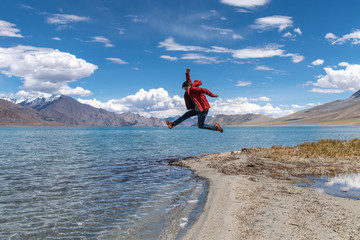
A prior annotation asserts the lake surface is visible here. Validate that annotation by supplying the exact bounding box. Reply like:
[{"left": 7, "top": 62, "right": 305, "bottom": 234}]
[{"left": 1, "top": 126, "right": 360, "bottom": 239}]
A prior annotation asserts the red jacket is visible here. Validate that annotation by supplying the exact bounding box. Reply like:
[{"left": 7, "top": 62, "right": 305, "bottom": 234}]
[{"left": 184, "top": 73, "right": 216, "bottom": 112}]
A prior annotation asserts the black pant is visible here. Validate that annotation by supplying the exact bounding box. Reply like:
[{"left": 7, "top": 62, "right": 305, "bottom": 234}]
[{"left": 173, "top": 109, "right": 217, "bottom": 130}]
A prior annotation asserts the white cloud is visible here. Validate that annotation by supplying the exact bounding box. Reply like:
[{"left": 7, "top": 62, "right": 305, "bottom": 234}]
[
  {"left": 58, "top": 86, "right": 92, "bottom": 96},
  {"left": 313, "top": 64, "right": 360, "bottom": 92},
  {"left": 158, "top": 37, "right": 304, "bottom": 63},
  {"left": 338, "top": 62, "right": 350, "bottom": 67},
  {"left": 45, "top": 14, "right": 90, "bottom": 29},
  {"left": 79, "top": 88, "right": 292, "bottom": 118},
  {"left": 283, "top": 32, "right": 295, "bottom": 38},
  {"left": 284, "top": 53, "right": 304, "bottom": 63},
  {"left": 52, "top": 37, "right": 61, "bottom": 41},
  {"left": 0, "top": 45, "right": 97, "bottom": 96},
  {"left": 0, "top": 20, "right": 24, "bottom": 38},
  {"left": 211, "top": 97, "right": 293, "bottom": 117},
  {"left": 14, "top": 90, "right": 53, "bottom": 101},
  {"left": 325, "top": 30, "right": 360, "bottom": 45},
  {"left": 220, "top": 0, "right": 271, "bottom": 9},
  {"left": 19, "top": 4, "right": 36, "bottom": 10},
  {"left": 232, "top": 34, "right": 243, "bottom": 39},
  {"left": 259, "top": 96, "right": 271, "bottom": 102},
  {"left": 291, "top": 104, "right": 305, "bottom": 109},
  {"left": 232, "top": 45, "right": 284, "bottom": 59},
  {"left": 233, "top": 46, "right": 304, "bottom": 63},
  {"left": 158, "top": 37, "right": 208, "bottom": 52},
  {"left": 201, "top": 25, "right": 233, "bottom": 35},
  {"left": 310, "top": 88, "right": 344, "bottom": 94},
  {"left": 294, "top": 28, "right": 302, "bottom": 35},
  {"left": 160, "top": 55, "right": 178, "bottom": 61},
  {"left": 255, "top": 65, "right": 274, "bottom": 71},
  {"left": 117, "top": 28, "right": 126, "bottom": 34},
  {"left": 46, "top": 14, "right": 90, "bottom": 24},
  {"left": 236, "top": 80, "right": 252, "bottom": 86},
  {"left": 236, "top": 8, "right": 251, "bottom": 13},
  {"left": 283, "top": 28, "right": 302, "bottom": 39},
  {"left": 252, "top": 15, "right": 293, "bottom": 32},
  {"left": 149, "top": 10, "right": 231, "bottom": 40},
  {"left": 325, "top": 32, "right": 337, "bottom": 40},
  {"left": 180, "top": 53, "right": 221, "bottom": 64},
  {"left": 91, "top": 36, "right": 114, "bottom": 47},
  {"left": 201, "top": 10, "right": 220, "bottom": 20},
  {"left": 78, "top": 88, "right": 184, "bottom": 118},
  {"left": 201, "top": 25, "right": 243, "bottom": 39},
  {"left": 311, "top": 59, "right": 324, "bottom": 66},
  {"left": 209, "top": 46, "right": 233, "bottom": 53},
  {"left": 126, "top": 14, "right": 146, "bottom": 23},
  {"left": 106, "top": 57, "right": 128, "bottom": 64}
]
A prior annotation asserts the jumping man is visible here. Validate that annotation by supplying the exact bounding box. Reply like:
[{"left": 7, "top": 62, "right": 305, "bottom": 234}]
[{"left": 165, "top": 68, "right": 223, "bottom": 133}]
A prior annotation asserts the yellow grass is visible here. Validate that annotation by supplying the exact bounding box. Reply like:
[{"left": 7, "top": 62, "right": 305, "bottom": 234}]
[{"left": 267, "top": 138, "right": 360, "bottom": 160}]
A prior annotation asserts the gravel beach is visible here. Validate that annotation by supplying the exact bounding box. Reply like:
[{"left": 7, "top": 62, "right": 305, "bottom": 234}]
[{"left": 170, "top": 149, "right": 360, "bottom": 240}]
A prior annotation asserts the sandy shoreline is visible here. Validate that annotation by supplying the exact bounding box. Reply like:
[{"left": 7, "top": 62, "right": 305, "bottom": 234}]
[{"left": 170, "top": 151, "right": 360, "bottom": 240}]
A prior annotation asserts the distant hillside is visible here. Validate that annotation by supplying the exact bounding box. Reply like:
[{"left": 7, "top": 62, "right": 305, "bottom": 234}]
[
  {"left": 166, "top": 116, "right": 198, "bottom": 127},
  {"left": 20, "top": 95, "right": 125, "bottom": 126},
  {"left": 19, "top": 95, "right": 166, "bottom": 127},
  {"left": 206, "top": 113, "right": 274, "bottom": 126},
  {"left": 2, "top": 90, "right": 359, "bottom": 127},
  {"left": 203, "top": 90, "right": 360, "bottom": 126},
  {"left": 0, "top": 95, "right": 167, "bottom": 127},
  {"left": 0, "top": 99, "right": 60, "bottom": 126},
  {"left": 257, "top": 89, "right": 360, "bottom": 126},
  {"left": 118, "top": 112, "right": 166, "bottom": 127}
]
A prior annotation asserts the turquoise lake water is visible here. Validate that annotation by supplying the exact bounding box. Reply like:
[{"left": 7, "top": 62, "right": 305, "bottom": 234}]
[{"left": 1, "top": 126, "right": 360, "bottom": 239}]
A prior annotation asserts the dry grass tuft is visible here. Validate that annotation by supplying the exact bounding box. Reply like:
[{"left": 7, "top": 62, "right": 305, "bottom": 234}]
[
  {"left": 298, "top": 138, "right": 360, "bottom": 158},
  {"left": 257, "top": 138, "right": 360, "bottom": 161}
]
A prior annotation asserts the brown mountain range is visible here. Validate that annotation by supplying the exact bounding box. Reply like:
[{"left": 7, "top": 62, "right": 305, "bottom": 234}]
[
  {"left": 1, "top": 95, "right": 166, "bottom": 127},
  {"left": 206, "top": 113, "right": 273, "bottom": 126},
  {"left": 1, "top": 90, "right": 359, "bottom": 127},
  {"left": 0, "top": 99, "right": 61, "bottom": 126},
  {"left": 240, "top": 90, "right": 360, "bottom": 126}
]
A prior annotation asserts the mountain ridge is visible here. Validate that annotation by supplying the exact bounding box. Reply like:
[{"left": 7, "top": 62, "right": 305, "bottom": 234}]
[
  {"left": 242, "top": 91, "right": 360, "bottom": 126},
  {"left": 1, "top": 91, "right": 360, "bottom": 126},
  {"left": 2, "top": 95, "right": 166, "bottom": 127},
  {"left": 205, "top": 113, "right": 273, "bottom": 126},
  {"left": 0, "top": 99, "right": 62, "bottom": 126}
]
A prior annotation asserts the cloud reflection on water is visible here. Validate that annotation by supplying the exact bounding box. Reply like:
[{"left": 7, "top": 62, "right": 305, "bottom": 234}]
[
  {"left": 297, "top": 173, "right": 360, "bottom": 199},
  {"left": 325, "top": 173, "right": 360, "bottom": 192}
]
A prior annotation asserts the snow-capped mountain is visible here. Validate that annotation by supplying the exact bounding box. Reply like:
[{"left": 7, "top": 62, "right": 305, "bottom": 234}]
[
  {"left": 13, "top": 95, "right": 166, "bottom": 126},
  {"left": 0, "top": 99, "right": 61, "bottom": 126},
  {"left": 18, "top": 95, "right": 61, "bottom": 111},
  {"left": 0, "top": 97, "right": 19, "bottom": 104}
]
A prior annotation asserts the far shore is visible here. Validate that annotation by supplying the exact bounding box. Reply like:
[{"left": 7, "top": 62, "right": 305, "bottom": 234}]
[{"left": 167, "top": 141, "right": 360, "bottom": 240}]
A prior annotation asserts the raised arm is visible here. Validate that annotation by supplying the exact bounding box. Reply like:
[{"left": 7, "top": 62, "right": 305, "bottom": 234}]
[{"left": 185, "top": 68, "right": 192, "bottom": 83}]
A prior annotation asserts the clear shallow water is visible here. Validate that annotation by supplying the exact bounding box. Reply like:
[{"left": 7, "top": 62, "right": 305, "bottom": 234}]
[{"left": 1, "top": 126, "right": 360, "bottom": 239}]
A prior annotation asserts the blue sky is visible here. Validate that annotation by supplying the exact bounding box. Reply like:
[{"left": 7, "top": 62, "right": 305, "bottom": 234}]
[{"left": 1, "top": 0, "right": 360, "bottom": 118}]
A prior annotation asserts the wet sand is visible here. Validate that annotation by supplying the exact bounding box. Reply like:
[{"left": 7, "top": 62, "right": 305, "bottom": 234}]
[{"left": 170, "top": 150, "right": 360, "bottom": 240}]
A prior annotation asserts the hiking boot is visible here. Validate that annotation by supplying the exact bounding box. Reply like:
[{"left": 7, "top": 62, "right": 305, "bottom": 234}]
[
  {"left": 165, "top": 119, "right": 174, "bottom": 129},
  {"left": 215, "top": 123, "right": 223, "bottom": 133}
]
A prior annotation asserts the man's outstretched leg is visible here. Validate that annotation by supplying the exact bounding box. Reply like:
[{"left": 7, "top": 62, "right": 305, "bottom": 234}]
[
  {"left": 165, "top": 109, "right": 197, "bottom": 129},
  {"left": 197, "top": 110, "right": 223, "bottom": 133}
]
